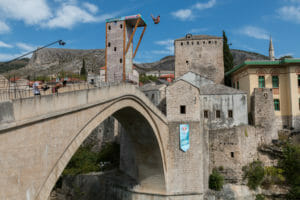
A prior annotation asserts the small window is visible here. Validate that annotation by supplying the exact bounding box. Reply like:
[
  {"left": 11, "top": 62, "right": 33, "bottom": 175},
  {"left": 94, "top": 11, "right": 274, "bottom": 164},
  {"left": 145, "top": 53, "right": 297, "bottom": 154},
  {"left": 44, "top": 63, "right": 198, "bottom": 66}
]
[
  {"left": 120, "top": 24, "right": 123, "bottom": 29},
  {"left": 114, "top": 47, "right": 117, "bottom": 51},
  {"left": 233, "top": 82, "right": 235, "bottom": 88},
  {"left": 197, "top": 41, "right": 200, "bottom": 45},
  {"left": 209, "top": 41, "right": 211, "bottom": 44},
  {"left": 298, "top": 75, "right": 300, "bottom": 87},
  {"left": 187, "top": 41, "right": 189, "bottom": 45},
  {"left": 215, "top": 41, "right": 217, "bottom": 44},
  {"left": 216, "top": 110, "right": 221, "bottom": 118},
  {"left": 181, "top": 42, "right": 183, "bottom": 46},
  {"left": 108, "top": 25, "right": 111, "bottom": 30},
  {"left": 237, "top": 81, "right": 239, "bottom": 89},
  {"left": 186, "top": 60, "right": 189, "bottom": 64},
  {"left": 192, "top": 42, "right": 194, "bottom": 45},
  {"left": 203, "top": 41, "right": 205, "bottom": 44},
  {"left": 272, "top": 76, "right": 279, "bottom": 88},
  {"left": 120, "top": 58, "right": 123, "bottom": 63},
  {"left": 151, "top": 94, "right": 154, "bottom": 100},
  {"left": 231, "top": 152, "right": 234, "bottom": 158},
  {"left": 108, "top": 42, "right": 111, "bottom": 47},
  {"left": 228, "top": 110, "right": 233, "bottom": 118},
  {"left": 204, "top": 110, "right": 209, "bottom": 118},
  {"left": 258, "top": 76, "right": 265, "bottom": 88},
  {"left": 180, "top": 105, "right": 186, "bottom": 114},
  {"left": 274, "top": 99, "right": 280, "bottom": 111}
]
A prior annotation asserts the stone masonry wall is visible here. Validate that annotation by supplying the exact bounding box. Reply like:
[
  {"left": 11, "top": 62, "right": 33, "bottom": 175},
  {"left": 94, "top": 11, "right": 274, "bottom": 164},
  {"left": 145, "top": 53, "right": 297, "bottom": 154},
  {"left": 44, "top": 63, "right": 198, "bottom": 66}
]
[
  {"left": 251, "top": 88, "right": 278, "bottom": 144},
  {"left": 175, "top": 38, "right": 224, "bottom": 84},
  {"left": 209, "top": 125, "right": 259, "bottom": 184}
]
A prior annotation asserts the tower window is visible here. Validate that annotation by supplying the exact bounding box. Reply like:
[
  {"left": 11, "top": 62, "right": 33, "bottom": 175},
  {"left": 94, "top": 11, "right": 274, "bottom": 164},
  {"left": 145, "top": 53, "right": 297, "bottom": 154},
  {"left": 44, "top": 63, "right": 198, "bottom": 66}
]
[
  {"left": 108, "top": 25, "right": 111, "bottom": 30},
  {"left": 120, "top": 58, "right": 123, "bottom": 63},
  {"left": 204, "top": 110, "right": 209, "bottom": 118},
  {"left": 272, "top": 76, "right": 279, "bottom": 88},
  {"left": 120, "top": 24, "right": 123, "bottom": 29},
  {"left": 231, "top": 152, "right": 234, "bottom": 158},
  {"left": 258, "top": 76, "right": 265, "bottom": 88},
  {"left": 114, "top": 47, "right": 117, "bottom": 51},
  {"left": 298, "top": 75, "right": 300, "bottom": 87},
  {"left": 108, "top": 42, "right": 111, "bottom": 47},
  {"left": 274, "top": 99, "right": 280, "bottom": 111},
  {"left": 203, "top": 41, "right": 206, "bottom": 44},
  {"left": 181, "top": 42, "right": 183, "bottom": 46},
  {"left": 192, "top": 42, "right": 194, "bottom": 45},
  {"left": 216, "top": 110, "right": 221, "bottom": 118},
  {"left": 215, "top": 41, "right": 217, "bottom": 44},
  {"left": 187, "top": 41, "right": 189, "bottom": 45},
  {"left": 186, "top": 60, "right": 189, "bottom": 64},
  {"left": 228, "top": 110, "right": 233, "bottom": 118},
  {"left": 151, "top": 94, "right": 155, "bottom": 100},
  {"left": 237, "top": 81, "right": 239, "bottom": 89},
  {"left": 197, "top": 41, "right": 200, "bottom": 45},
  {"left": 180, "top": 105, "right": 186, "bottom": 114},
  {"left": 209, "top": 41, "right": 211, "bottom": 44}
]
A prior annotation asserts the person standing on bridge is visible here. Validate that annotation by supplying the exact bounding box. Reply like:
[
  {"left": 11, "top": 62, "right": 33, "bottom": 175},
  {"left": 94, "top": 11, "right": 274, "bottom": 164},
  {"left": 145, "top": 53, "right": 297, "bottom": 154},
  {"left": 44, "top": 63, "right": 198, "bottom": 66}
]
[{"left": 32, "top": 81, "right": 40, "bottom": 96}]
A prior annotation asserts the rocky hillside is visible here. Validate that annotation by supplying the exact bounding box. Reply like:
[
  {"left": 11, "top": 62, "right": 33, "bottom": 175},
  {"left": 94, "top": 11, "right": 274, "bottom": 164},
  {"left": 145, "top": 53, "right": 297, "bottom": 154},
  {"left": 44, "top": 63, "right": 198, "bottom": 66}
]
[
  {"left": 0, "top": 48, "right": 268, "bottom": 76},
  {"left": 2, "top": 48, "right": 105, "bottom": 77},
  {"left": 134, "top": 49, "right": 269, "bottom": 73},
  {"left": 0, "top": 58, "right": 30, "bottom": 74}
]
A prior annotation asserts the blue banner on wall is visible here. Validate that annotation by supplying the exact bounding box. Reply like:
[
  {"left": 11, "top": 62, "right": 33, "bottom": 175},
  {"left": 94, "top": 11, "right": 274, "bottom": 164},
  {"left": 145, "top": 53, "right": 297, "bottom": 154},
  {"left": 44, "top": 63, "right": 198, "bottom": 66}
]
[{"left": 180, "top": 124, "right": 190, "bottom": 152}]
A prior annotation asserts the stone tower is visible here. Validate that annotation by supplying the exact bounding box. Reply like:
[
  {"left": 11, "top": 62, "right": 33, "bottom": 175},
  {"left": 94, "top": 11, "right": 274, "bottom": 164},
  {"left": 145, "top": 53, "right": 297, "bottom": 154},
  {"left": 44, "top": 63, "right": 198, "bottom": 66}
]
[
  {"left": 174, "top": 34, "right": 224, "bottom": 84},
  {"left": 269, "top": 36, "right": 275, "bottom": 61},
  {"left": 105, "top": 15, "right": 146, "bottom": 82}
]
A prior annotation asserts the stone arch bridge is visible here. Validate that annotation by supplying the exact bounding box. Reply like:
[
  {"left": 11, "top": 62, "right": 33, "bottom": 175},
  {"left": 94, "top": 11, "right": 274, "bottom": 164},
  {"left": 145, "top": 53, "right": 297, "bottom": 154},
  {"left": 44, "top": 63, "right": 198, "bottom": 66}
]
[{"left": 0, "top": 84, "right": 204, "bottom": 200}]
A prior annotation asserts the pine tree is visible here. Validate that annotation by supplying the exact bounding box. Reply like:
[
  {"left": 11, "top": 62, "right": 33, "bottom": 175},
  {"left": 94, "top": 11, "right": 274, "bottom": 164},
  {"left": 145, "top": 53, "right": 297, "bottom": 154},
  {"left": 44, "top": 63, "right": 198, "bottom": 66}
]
[
  {"left": 223, "top": 31, "right": 234, "bottom": 86},
  {"left": 80, "top": 58, "right": 87, "bottom": 81}
]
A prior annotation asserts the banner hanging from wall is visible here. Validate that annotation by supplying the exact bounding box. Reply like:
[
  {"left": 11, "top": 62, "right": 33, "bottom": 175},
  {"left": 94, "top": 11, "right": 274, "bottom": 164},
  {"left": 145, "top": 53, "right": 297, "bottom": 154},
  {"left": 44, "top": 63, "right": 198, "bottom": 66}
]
[{"left": 180, "top": 124, "right": 190, "bottom": 152}]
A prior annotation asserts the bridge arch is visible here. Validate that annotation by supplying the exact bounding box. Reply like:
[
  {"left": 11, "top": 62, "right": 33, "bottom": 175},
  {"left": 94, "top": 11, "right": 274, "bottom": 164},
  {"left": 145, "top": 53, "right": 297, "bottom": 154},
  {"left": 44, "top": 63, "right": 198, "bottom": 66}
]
[{"left": 35, "top": 95, "right": 168, "bottom": 200}]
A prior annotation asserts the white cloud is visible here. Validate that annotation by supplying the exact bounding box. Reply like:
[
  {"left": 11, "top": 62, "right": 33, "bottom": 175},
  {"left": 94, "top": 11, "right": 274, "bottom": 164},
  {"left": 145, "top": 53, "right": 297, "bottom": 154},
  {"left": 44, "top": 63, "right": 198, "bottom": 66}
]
[
  {"left": 277, "top": 6, "right": 300, "bottom": 23},
  {"left": 0, "top": 41, "right": 13, "bottom": 48},
  {"left": 16, "top": 43, "right": 36, "bottom": 52},
  {"left": 238, "top": 26, "right": 269, "bottom": 40},
  {"left": 171, "top": 9, "right": 193, "bottom": 21},
  {"left": 83, "top": 2, "right": 98, "bottom": 14},
  {"left": 154, "top": 39, "right": 174, "bottom": 55},
  {"left": 46, "top": 4, "right": 97, "bottom": 28},
  {"left": 0, "top": 21, "right": 10, "bottom": 34},
  {"left": 0, "top": 53, "right": 23, "bottom": 62},
  {"left": 0, "top": 0, "right": 52, "bottom": 25},
  {"left": 171, "top": 0, "right": 217, "bottom": 21},
  {"left": 195, "top": 0, "right": 216, "bottom": 10}
]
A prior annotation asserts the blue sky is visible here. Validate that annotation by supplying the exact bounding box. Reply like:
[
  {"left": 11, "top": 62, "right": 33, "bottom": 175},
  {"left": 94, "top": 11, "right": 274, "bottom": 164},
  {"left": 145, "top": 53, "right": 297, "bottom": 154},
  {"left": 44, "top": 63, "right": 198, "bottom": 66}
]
[{"left": 0, "top": 0, "right": 300, "bottom": 63}]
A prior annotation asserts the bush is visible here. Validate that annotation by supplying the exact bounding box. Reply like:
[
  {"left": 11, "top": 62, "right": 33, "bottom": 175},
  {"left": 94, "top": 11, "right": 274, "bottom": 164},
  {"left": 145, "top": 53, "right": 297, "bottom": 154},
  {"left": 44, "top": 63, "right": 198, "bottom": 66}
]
[
  {"left": 279, "top": 143, "right": 300, "bottom": 199},
  {"left": 209, "top": 169, "right": 224, "bottom": 191},
  {"left": 62, "top": 142, "right": 120, "bottom": 175},
  {"left": 243, "top": 161, "right": 265, "bottom": 190},
  {"left": 261, "top": 166, "right": 285, "bottom": 189},
  {"left": 255, "top": 194, "right": 265, "bottom": 200}
]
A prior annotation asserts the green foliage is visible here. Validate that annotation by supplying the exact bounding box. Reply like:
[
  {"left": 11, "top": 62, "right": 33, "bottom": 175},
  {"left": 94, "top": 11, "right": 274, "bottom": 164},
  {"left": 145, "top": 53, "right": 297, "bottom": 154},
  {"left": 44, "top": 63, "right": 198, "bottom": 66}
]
[
  {"left": 209, "top": 169, "right": 224, "bottom": 191},
  {"left": 223, "top": 30, "right": 234, "bottom": 86},
  {"left": 255, "top": 194, "right": 265, "bottom": 200},
  {"left": 35, "top": 76, "right": 51, "bottom": 82},
  {"left": 279, "top": 55, "right": 293, "bottom": 60},
  {"left": 279, "top": 143, "right": 300, "bottom": 199},
  {"left": 243, "top": 161, "right": 265, "bottom": 190},
  {"left": 262, "top": 166, "right": 285, "bottom": 189},
  {"left": 62, "top": 142, "right": 120, "bottom": 175},
  {"left": 139, "top": 74, "right": 158, "bottom": 84},
  {"left": 80, "top": 58, "right": 87, "bottom": 81}
]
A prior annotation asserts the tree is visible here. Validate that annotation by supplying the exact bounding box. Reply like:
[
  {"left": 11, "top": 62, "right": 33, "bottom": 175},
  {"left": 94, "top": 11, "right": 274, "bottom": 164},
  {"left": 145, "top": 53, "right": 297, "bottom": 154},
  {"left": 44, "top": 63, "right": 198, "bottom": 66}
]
[
  {"left": 80, "top": 58, "right": 87, "bottom": 81},
  {"left": 223, "top": 31, "right": 234, "bottom": 86},
  {"left": 209, "top": 169, "right": 224, "bottom": 191}
]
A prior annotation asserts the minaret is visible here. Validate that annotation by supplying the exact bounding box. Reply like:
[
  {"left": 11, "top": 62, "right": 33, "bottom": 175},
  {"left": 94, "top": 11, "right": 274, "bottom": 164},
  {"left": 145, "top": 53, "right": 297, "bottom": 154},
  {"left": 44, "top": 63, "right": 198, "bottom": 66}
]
[{"left": 269, "top": 36, "right": 275, "bottom": 61}]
